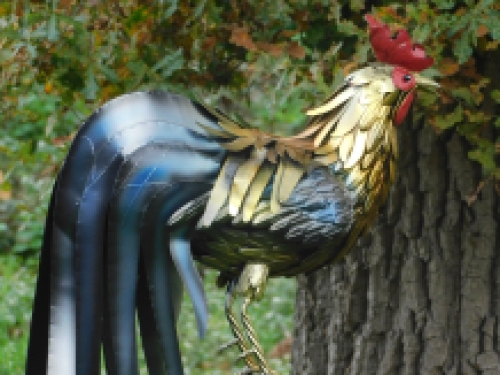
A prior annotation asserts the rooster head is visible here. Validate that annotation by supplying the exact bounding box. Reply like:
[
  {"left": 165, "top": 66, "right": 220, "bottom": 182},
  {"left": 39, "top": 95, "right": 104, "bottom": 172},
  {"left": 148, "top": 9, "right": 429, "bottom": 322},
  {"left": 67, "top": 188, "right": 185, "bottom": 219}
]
[{"left": 363, "top": 14, "right": 438, "bottom": 125}]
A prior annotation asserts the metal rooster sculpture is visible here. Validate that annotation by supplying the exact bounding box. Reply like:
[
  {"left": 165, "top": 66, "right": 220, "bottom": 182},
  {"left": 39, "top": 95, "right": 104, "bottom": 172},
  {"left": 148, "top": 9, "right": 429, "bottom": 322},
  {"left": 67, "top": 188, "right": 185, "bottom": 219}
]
[{"left": 26, "top": 15, "right": 437, "bottom": 375}]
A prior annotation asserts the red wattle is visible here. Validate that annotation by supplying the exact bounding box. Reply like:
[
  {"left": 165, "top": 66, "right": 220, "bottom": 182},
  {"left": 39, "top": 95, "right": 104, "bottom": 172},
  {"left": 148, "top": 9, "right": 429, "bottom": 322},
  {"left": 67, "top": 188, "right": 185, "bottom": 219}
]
[{"left": 395, "top": 91, "right": 415, "bottom": 125}]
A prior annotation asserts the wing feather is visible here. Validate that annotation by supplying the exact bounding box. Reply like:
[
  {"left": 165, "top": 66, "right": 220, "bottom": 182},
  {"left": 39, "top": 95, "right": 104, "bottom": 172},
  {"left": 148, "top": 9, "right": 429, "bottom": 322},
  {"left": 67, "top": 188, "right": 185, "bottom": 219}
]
[
  {"left": 242, "top": 163, "right": 275, "bottom": 222},
  {"left": 196, "top": 121, "right": 234, "bottom": 138},
  {"left": 229, "top": 148, "right": 267, "bottom": 215},
  {"left": 221, "top": 137, "right": 260, "bottom": 151},
  {"left": 199, "top": 157, "right": 245, "bottom": 227},
  {"left": 271, "top": 157, "right": 305, "bottom": 213}
]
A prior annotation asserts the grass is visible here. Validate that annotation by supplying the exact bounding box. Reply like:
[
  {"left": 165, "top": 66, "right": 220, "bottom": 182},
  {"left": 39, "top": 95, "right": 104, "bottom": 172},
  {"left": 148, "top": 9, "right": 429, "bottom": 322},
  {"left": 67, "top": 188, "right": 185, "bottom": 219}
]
[
  {"left": 0, "top": 254, "right": 37, "bottom": 375},
  {"left": 0, "top": 253, "right": 296, "bottom": 375}
]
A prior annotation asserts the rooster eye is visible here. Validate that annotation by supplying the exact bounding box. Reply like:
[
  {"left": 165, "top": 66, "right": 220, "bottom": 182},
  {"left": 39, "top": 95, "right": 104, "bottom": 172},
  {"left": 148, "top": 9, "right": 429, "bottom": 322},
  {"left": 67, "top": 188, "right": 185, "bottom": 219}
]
[{"left": 392, "top": 67, "right": 416, "bottom": 91}]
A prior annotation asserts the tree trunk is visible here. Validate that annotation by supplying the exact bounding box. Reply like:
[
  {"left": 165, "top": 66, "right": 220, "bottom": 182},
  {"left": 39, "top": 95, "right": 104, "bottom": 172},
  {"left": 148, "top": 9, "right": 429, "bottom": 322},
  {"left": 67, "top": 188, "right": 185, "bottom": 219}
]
[{"left": 291, "top": 112, "right": 499, "bottom": 374}]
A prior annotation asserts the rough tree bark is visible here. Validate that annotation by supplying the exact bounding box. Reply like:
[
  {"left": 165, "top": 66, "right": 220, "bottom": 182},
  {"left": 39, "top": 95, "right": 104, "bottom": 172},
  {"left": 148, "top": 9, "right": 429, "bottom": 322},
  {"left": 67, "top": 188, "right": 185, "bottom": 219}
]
[{"left": 291, "top": 61, "right": 499, "bottom": 374}]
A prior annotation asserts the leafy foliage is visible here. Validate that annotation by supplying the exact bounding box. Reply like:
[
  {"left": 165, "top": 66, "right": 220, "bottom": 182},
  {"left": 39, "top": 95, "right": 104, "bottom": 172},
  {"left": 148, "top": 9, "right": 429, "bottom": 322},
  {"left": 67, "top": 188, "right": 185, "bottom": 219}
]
[{"left": 0, "top": 254, "right": 38, "bottom": 374}]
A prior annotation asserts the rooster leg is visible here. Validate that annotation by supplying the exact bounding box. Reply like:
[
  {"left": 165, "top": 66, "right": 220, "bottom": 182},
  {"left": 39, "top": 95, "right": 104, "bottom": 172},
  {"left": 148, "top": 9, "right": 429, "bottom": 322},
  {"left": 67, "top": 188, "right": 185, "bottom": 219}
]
[
  {"left": 240, "top": 298, "right": 269, "bottom": 373},
  {"left": 225, "top": 281, "right": 260, "bottom": 372},
  {"left": 237, "top": 263, "right": 276, "bottom": 375}
]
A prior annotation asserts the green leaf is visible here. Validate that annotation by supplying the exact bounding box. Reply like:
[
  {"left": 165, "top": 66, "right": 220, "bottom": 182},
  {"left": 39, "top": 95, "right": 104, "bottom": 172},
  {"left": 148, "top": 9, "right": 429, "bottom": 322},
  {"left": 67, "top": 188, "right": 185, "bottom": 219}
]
[
  {"left": 83, "top": 67, "right": 98, "bottom": 101},
  {"left": 413, "top": 23, "right": 432, "bottom": 43},
  {"left": 466, "top": 110, "right": 491, "bottom": 124},
  {"left": 432, "top": 0, "right": 455, "bottom": 10},
  {"left": 47, "top": 13, "right": 59, "bottom": 42},
  {"left": 98, "top": 64, "right": 119, "bottom": 83},
  {"left": 491, "top": 90, "right": 500, "bottom": 104},
  {"left": 468, "top": 144, "right": 497, "bottom": 174},
  {"left": 434, "top": 105, "right": 463, "bottom": 130},
  {"left": 484, "top": 14, "right": 500, "bottom": 40},
  {"left": 452, "top": 88, "right": 474, "bottom": 105},
  {"left": 164, "top": 0, "right": 178, "bottom": 19},
  {"left": 454, "top": 32, "right": 473, "bottom": 64},
  {"left": 349, "top": 0, "right": 365, "bottom": 12},
  {"left": 191, "top": 0, "right": 207, "bottom": 20},
  {"left": 126, "top": 61, "right": 148, "bottom": 90},
  {"left": 151, "top": 48, "right": 185, "bottom": 77}
]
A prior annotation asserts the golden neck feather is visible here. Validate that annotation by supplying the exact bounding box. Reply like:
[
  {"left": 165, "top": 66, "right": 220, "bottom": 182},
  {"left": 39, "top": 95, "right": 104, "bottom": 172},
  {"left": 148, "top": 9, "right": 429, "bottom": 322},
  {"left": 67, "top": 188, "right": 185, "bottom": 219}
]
[{"left": 299, "top": 79, "right": 399, "bottom": 216}]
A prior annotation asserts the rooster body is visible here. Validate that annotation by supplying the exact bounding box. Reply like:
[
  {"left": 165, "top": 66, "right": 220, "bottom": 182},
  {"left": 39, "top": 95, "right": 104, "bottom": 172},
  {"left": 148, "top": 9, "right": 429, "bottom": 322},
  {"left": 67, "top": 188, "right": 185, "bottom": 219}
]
[
  {"left": 187, "top": 65, "right": 402, "bottom": 279},
  {"left": 26, "top": 16, "right": 437, "bottom": 375}
]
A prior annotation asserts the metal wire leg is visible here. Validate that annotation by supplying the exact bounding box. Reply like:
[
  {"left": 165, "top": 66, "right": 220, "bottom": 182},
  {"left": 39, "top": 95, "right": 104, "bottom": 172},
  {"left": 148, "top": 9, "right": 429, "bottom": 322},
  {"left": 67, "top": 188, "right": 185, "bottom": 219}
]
[
  {"left": 224, "top": 281, "right": 259, "bottom": 372},
  {"left": 237, "top": 263, "right": 277, "bottom": 375},
  {"left": 222, "top": 264, "right": 277, "bottom": 374},
  {"left": 241, "top": 296, "right": 276, "bottom": 375}
]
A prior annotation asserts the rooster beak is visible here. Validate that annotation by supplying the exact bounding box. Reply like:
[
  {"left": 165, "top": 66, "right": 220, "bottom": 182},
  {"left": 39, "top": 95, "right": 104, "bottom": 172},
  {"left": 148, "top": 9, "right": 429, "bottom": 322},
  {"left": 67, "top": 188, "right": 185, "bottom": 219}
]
[{"left": 415, "top": 74, "right": 440, "bottom": 88}]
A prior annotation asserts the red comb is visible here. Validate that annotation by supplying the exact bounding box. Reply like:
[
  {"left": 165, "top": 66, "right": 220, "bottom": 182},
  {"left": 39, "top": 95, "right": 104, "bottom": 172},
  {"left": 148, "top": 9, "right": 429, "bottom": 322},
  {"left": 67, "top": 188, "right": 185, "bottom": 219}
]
[{"left": 365, "top": 14, "right": 433, "bottom": 72}]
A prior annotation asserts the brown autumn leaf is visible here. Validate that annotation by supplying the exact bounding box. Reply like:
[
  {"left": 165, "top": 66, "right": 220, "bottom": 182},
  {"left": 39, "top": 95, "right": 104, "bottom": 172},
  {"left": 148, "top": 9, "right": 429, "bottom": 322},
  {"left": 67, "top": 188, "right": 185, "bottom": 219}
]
[
  {"left": 0, "top": 188, "right": 10, "bottom": 200},
  {"left": 343, "top": 61, "right": 358, "bottom": 76},
  {"left": 269, "top": 336, "right": 292, "bottom": 358},
  {"left": 459, "top": 57, "right": 482, "bottom": 80},
  {"left": 466, "top": 180, "right": 486, "bottom": 206},
  {"left": 229, "top": 26, "right": 257, "bottom": 51},
  {"left": 44, "top": 81, "right": 53, "bottom": 94},
  {"left": 41, "top": 165, "right": 58, "bottom": 177},
  {"left": 202, "top": 36, "right": 217, "bottom": 51},
  {"left": 279, "top": 30, "right": 299, "bottom": 38},
  {"left": 440, "top": 91, "right": 454, "bottom": 105},
  {"left": 477, "top": 24, "right": 489, "bottom": 37},
  {"left": 380, "top": 6, "right": 400, "bottom": 19},
  {"left": 287, "top": 41, "right": 306, "bottom": 59},
  {"left": 52, "top": 132, "right": 75, "bottom": 146},
  {"left": 256, "top": 42, "right": 284, "bottom": 57},
  {"left": 59, "top": 0, "right": 74, "bottom": 11},
  {"left": 101, "top": 85, "right": 120, "bottom": 102},
  {"left": 439, "top": 58, "right": 460, "bottom": 76},
  {"left": 470, "top": 81, "right": 488, "bottom": 104},
  {"left": 117, "top": 66, "right": 130, "bottom": 79}
]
